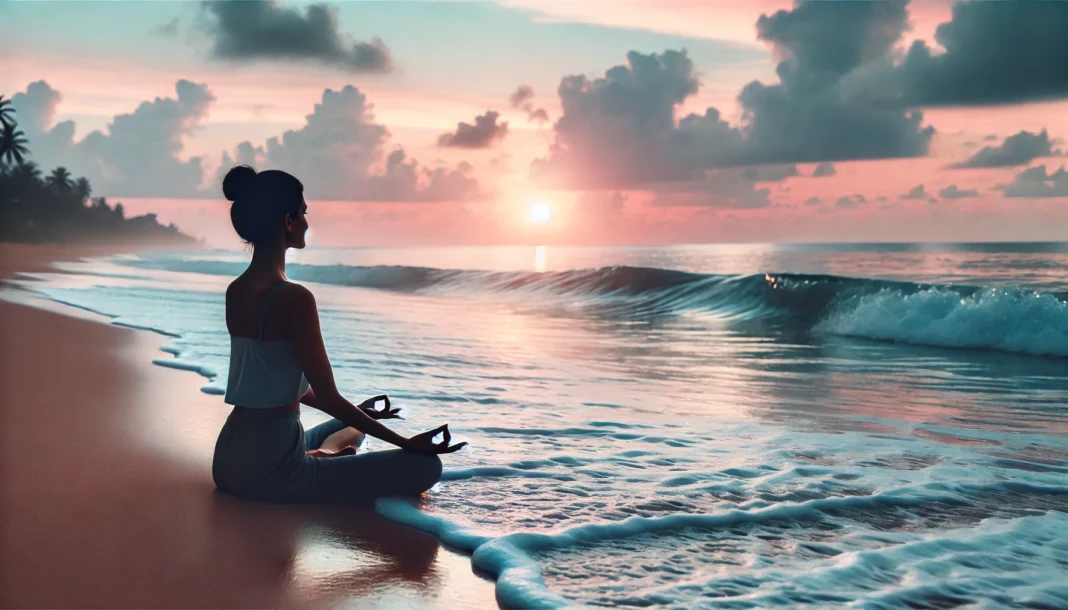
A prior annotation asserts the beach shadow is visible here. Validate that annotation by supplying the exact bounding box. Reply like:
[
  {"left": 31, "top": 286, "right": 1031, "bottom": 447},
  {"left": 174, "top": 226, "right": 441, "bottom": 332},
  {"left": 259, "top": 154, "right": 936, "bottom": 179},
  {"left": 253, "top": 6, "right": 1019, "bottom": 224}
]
[{"left": 205, "top": 490, "right": 443, "bottom": 607}]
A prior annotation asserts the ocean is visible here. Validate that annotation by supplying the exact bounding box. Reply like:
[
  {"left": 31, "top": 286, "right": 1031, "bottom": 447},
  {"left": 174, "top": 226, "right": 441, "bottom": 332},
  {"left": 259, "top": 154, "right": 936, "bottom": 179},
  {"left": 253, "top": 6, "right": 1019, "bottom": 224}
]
[{"left": 16, "top": 242, "right": 1068, "bottom": 609}]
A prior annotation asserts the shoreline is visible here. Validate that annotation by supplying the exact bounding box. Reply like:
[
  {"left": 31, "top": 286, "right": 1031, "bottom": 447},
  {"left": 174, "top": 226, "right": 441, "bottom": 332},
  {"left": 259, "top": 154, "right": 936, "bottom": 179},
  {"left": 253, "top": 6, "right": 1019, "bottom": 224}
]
[{"left": 0, "top": 243, "right": 498, "bottom": 609}]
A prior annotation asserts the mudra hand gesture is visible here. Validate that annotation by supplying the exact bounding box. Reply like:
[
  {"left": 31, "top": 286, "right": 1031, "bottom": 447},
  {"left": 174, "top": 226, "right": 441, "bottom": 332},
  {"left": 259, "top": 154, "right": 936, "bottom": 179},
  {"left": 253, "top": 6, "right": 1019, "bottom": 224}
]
[
  {"left": 359, "top": 394, "right": 467, "bottom": 454},
  {"left": 359, "top": 394, "right": 402, "bottom": 420},
  {"left": 406, "top": 424, "right": 467, "bottom": 454}
]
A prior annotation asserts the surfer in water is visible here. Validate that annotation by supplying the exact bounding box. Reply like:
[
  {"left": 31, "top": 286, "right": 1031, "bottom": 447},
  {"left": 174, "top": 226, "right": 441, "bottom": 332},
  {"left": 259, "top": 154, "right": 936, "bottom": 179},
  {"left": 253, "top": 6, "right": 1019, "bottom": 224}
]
[{"left": 212, "top": 165, "right": 466, "bottom": 504}]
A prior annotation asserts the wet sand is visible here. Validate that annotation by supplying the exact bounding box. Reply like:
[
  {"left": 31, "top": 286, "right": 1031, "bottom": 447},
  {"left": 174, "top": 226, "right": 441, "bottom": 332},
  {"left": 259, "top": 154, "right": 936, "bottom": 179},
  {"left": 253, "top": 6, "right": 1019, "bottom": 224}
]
[{"left": 0, "top": 243, "right": 498, "bottom": 609}]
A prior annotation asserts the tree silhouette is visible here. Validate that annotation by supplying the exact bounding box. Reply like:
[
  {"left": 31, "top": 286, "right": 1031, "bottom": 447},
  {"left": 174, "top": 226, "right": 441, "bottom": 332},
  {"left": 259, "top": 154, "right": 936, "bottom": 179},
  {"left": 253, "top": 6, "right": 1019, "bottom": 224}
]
[
  {"left": 1, "top": 123, "right": 30, "bottom": 166},
  {"left": 0, "top": 91, "right": 196, "bottom": 247},
  {"left": 46, "top": 166, "right": 73, "bottom": 191},
  {"left": 11, "top": 161, "right": 41, "bottom": 184},
  {"left": 75, "top": 177, "right": 92, "bottom": 203},
  {"left": 0, "top": 96, "right": 15, "bottom": 128}
]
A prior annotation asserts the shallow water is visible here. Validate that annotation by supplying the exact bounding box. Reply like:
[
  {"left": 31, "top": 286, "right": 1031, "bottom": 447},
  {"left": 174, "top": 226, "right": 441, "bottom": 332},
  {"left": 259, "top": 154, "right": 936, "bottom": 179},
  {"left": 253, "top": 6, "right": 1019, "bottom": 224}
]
[{"left": 17, "top": 243, "right": 1068, "bottom": 609}]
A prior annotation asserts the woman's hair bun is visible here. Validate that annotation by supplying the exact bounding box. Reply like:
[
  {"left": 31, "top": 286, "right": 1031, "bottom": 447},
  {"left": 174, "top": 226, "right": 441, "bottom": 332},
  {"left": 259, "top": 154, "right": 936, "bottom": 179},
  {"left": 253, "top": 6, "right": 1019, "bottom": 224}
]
[{"left": 222, "top": 165, "right": 257, "bottom": 202}]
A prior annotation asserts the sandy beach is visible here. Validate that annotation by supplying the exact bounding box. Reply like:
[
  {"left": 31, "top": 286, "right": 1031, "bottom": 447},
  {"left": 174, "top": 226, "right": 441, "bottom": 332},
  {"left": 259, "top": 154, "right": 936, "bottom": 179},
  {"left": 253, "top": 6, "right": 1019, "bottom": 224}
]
[{"left": 0, "top": 243, "right": 498, "bottom": 609}]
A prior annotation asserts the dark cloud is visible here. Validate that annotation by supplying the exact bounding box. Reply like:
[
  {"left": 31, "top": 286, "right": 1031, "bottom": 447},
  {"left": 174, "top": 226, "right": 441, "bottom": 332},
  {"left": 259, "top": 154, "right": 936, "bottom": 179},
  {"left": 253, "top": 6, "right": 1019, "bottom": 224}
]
[
  {"left": 835, "top": 194, "right": 866, "bottom": 209},
  {"left": 938, "top": 184, "right": 979, "bottom": 200},
  {"left": 742, "top": 164, "right": 798, "bottom": 182},
  {"left": 650, "top": 170, "right": 772, "bottom": 209},
  {"left": 950, "top": 129, "right": 1059, "bottom": 169},
  {"left": 812, "top": 162, "right": 836, "bottom": 177},
  {"left": 12, "top": 80, "right": 213, "bottom": 198},
  {"left": 202, "top": 1, "right": 392, "bottom": 73},
  {"left": 438, "top": 111, "right": 508, "bottom": 149},
  {"left": 803, "top": 196, "right": 822, "bottom": 206},
  {"left": 221, "top": 85, "right": 481, "bottom": 202},
  {"left": 528, "top": 108, "right": 550, "bottom": 123},
  {"left": 509, "top": 85, "right": 549, "bottom": 124},
  {"left": 756, "top": 0, "right": 909, "bottom": 82},
  {"left": 732, "top": 0, "right": 932, "bottom": 165},
  {"left": 532, "top": 3, "right": 934, "bottom": 190},
  {"left": 1002, "top": 165, "right": 1068, "bottom": 198},
  {"left": 509, "top": 85, "right": 534, "bottom": 108},
  {"left": 531, "top": 50, "right": 700, "bottom": 189},
  {"left": 898, "top": 184, "right": 928, "bottom": 200},
  {"left": 897, "top": 1, "right": 1068, "bottom": 106}
]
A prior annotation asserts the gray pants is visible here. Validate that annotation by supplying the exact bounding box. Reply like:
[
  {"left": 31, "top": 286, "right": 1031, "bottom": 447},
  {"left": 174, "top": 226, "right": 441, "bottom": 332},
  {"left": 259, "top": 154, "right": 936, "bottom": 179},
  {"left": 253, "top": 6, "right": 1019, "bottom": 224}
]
[{"left": 212, "top": 408, "right": 442, "bottom": 504}]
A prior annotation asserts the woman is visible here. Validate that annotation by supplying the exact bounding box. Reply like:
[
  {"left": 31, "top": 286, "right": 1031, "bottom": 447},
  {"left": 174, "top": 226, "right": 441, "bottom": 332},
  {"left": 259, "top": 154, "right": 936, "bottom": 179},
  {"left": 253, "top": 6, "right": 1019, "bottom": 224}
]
[{"left": 212, "top": 165, "right": 465, "bottom": 504}]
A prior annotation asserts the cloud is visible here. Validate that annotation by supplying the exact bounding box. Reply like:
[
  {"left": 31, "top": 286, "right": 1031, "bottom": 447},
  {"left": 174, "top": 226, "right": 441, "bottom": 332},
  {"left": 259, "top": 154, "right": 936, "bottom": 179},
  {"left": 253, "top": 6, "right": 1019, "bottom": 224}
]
[
  {"left": 950, "top": 130, "right": 1059, "bottom": 169},
  {"left": 650, "top": 170, "right": 772, "bottom": 209},
  {"left": 812, "top": 162, "right": 836, "bottom": 177},
  {"left": 898, "top": 184, "right": 928, "bottom": 200},
  {"left": 437, "top": 111, "right": 508, "bottom": 149},
  {"left": 1002, "top": 165, "right": 1068, "bottom": 198},
  {"left": 937, "top": 184, "right": 979, "bottom": 200},
  {"left": 896, "top": 1, "right": 1068, "bottom": 106},
  {"left": 803, "top": 196, "right": 822, "bottom": 206},
  {"left": 12, "top": 79, "right": 213, "bottom": 198},
  {"left": 202, "top": 1, "right": 392, "bottom": 73},
  {"left": 509, "top": 85, "right": 549, "bottom": 124},
  {"left": 742, "top": 164, "right": 798, "bottom": 182},
  {"left": 11, "top": 80, "right": 64, "bottom": 134},
  {"left": 532, "top": 4, "right": 934, "bottom": 190},
  {"left": 509, "top": 85, "right": 534, "bottom": 108},
  {"left": 152, "top": 17, "right": 180, "bottom": 37},
  {"left": 221, "top": 85, "right": 481, "bottom": 202},
  {"left": 835, "top": 194, "right": 866, "bottom": 209}
]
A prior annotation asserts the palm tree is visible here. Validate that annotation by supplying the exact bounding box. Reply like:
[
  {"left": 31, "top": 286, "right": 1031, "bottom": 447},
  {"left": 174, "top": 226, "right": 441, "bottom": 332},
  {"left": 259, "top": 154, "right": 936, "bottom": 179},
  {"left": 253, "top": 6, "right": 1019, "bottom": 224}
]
[
  {"left": 0, "top": 96, "right": 15, "bottom": 128},
  {"left": 46, "top": 166, "right": 73, "bottom": 191},
  {"left": 1, "top": 123, "right": 29, "bottom": 166},
  {"left": 75, "top": 177, "right": 92, "bottom": 203},
  {"left": 12, "top": 161, "right": 41, "bottom": 184}
]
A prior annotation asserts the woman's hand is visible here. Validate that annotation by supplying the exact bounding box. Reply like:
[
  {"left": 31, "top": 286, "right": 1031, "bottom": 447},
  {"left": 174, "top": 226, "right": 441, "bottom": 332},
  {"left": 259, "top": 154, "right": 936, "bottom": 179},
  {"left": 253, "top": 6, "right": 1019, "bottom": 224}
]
[
  {"left": 406, "top": 424, "right": 468, "bottom": 454},
  {"left": 359, "top": 394, "right": 402, "bottom": 420}
]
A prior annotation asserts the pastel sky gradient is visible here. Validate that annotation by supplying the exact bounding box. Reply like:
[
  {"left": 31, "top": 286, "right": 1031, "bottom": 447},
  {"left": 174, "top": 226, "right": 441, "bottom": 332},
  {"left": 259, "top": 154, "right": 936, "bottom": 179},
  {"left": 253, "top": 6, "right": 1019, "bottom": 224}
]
[{"left": 3, "top": 0, "right": 1067, "bottom": 247}]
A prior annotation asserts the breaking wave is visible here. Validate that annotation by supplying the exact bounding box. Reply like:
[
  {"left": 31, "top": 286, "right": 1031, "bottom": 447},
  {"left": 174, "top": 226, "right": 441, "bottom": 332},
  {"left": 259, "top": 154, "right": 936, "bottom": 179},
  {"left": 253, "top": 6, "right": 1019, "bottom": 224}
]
[{"left": 119, "top": 257, "right": 1068, "bottom": 357}]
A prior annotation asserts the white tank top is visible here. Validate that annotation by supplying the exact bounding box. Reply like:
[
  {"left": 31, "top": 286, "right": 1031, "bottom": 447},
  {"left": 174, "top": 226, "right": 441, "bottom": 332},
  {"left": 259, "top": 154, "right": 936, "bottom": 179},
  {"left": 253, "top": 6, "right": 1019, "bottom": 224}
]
[{"left": 223, "top": 280, "right": 310, "bottom": 408}]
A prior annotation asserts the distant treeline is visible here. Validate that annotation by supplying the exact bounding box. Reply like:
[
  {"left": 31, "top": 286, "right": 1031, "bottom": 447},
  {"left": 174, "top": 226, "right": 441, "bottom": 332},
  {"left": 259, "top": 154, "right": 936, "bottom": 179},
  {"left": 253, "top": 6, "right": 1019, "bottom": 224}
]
[{"left": 0, "top": 95, "right": 197, "bottom": 246}]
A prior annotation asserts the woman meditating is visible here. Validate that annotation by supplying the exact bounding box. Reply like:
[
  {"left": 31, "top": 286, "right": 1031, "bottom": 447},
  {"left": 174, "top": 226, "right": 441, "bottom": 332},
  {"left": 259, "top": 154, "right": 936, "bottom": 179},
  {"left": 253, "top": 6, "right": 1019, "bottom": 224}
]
[{"left": 212, "top": 165, "right": 465, "bottom": 504}]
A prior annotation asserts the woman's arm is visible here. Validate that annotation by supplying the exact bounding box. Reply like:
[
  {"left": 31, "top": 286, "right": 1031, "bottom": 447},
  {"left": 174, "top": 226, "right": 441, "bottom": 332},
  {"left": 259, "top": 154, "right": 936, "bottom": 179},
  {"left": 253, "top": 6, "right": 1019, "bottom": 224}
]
[
  {"left": 301, "top": 387, "right": 400, "bottom": 420},
  {"left": 287, "top": 285, "right": 414, "bottom": 449}
]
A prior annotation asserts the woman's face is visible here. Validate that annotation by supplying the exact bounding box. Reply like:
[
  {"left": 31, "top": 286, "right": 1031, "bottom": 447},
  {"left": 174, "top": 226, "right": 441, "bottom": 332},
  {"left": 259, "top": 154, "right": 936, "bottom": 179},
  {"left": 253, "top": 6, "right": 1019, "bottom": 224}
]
[{"left": 285, "top": 200, "right": 309, "bottom": 249}]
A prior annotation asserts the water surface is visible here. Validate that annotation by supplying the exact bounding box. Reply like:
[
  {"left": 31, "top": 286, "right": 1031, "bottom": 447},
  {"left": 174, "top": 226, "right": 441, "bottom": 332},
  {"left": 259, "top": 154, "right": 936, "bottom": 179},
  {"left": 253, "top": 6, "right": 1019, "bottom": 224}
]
[{"left": 19, "top": 242, "right": 1068, "bottom": 609}]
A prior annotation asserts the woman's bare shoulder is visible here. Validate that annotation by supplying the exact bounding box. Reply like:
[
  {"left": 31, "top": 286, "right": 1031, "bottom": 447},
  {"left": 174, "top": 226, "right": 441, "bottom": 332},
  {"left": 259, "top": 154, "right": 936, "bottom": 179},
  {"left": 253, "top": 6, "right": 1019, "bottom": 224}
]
[{"left": 279, "top": 281, "right": 316, "bottom": 311}]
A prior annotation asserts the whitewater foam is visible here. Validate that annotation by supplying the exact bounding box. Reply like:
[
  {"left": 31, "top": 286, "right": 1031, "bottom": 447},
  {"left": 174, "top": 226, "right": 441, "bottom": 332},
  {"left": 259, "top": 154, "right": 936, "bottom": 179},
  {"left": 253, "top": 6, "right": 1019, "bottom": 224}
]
[{"left": 817, "top": 285, "right": 1068, "bottom": 357}]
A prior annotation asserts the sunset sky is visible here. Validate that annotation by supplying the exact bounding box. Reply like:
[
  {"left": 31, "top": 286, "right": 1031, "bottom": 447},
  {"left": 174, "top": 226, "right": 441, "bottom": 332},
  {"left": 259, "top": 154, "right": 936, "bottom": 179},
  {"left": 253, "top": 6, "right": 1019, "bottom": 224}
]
[{"left": 3, "top": 0, "right": 1068, "bottom": 247}]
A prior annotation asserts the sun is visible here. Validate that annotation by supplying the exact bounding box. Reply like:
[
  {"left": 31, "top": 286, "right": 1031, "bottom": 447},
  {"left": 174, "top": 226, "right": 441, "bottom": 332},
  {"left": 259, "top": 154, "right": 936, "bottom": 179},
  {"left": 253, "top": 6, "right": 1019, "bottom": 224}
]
[{"left": 529, "top": 202, "right": 552, "bottom": 224}]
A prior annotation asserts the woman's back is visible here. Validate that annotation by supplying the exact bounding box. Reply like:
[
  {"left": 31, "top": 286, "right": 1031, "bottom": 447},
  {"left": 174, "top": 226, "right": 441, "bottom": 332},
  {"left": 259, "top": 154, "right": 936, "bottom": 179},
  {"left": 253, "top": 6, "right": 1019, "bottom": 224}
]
[
  {"left": 226, "top": 275, "right": 292, "bottom": 341},
  {"left": 224, "top": 276, "right": 309, "bottom": 409}
]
